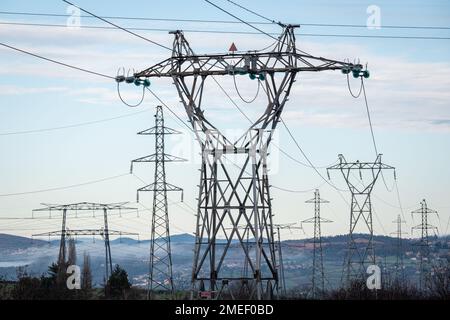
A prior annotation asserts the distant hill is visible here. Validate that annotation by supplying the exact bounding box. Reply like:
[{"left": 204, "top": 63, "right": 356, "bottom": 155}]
[
  {"left": 110, "top": 237, "right": 140, "bottom": 245},
  {"left": 169, "top": 233, "right": 195, "bottom": 243},
  {"left": 127, "top": 233, "right": 196, "bottom": 244},
  {"left": 0, "top": 233, "right": 47, "bottom": 250},
  {"left": 0, "top": 232, "right": 448, "bottom": 287}
]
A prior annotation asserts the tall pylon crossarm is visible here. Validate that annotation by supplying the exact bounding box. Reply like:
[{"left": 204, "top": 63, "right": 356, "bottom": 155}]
[{"left": 135, "top": 28, "right": 365, "bottom": 79}]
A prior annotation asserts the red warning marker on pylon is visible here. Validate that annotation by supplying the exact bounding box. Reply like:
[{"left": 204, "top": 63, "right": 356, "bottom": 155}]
[{"left": 229, "top": 42, "right": 237, "bottom": 53}]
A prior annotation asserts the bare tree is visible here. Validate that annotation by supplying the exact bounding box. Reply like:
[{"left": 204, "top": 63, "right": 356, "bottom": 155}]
[
  {"left": 67, "top": 238, "right": 77, "bottom": 266},
  {"left": 428, "top": 258, "right": 450, "bottom": 299}
]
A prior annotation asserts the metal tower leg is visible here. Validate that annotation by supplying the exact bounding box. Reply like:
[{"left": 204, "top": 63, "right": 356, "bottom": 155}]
[{"left": 103, "top": 207, "right": 113, "bottom": 280}]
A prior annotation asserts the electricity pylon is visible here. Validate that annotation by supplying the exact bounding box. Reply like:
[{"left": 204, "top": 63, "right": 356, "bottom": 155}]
[
  {"left": 131, "top": 105, "right": 186, "bottom": 299},
  {"left": 129, "top": 24, "right": 365, "bottom": 300},
  {"left": 411, "top": 199, "right": 438, "bottom": 291},
  {"left": 301, "top": 189, "right": 332, "bottom": 299},
  {"left": 327, "top": 154, "right": 395, "bottom": 285},
  {"left": 32, "top": 202, "right": 137, "bottom": 283},
  {"left": 390, "top": 214, "right": 407, "bottom": 283},
  {"left": 272, "top": 223, "right": 303, "bottom": 297}
]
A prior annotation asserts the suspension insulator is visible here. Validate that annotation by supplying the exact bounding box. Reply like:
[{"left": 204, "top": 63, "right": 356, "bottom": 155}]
[
  {"left": 125, "top": 76, "right": 135, "bottom": 84},
  {"left": 341, "top": 67, "right": 351, "bottom": 75},
  {"left": 258, "top": 73, "right": 265, "bottom": 81},
  {"left": 134, "top": 78, "right": 141, "bottom": 86},
  {"left": 363, "top": 70, "right": 370, "bottom": 78},
  {"left": 143, "top": 79, "right": 151, "bottom": 87},
  {"left": 352, "top": 69, "right": 361, "bottom": 78},
  {"left": 249, "top": 73, "right": 257, "bottom": 80},
  {"left": 115, "top": 75, "right": 125, "bottom": 83}
]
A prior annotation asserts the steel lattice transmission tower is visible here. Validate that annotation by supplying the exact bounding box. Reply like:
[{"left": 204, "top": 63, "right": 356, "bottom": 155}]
[
  {"left": 131, "top": 105, "right": 186, "bottom": 299},
  {"left": 130, "top": 25, "right": 364, "bottom": 300},
  {"left": 390, "top": 214, "right": 407, "bottom": 283},
  {"left": 301, "top": 189, "right": 332, "bottom": 299},
  {"left": 272, "top": 223, "right": 303, "bottom": 297},
  {"left": 327, "top": 154, "right": 395, "bottom": 285},
  {"left": 411, "top": 199, "right": 438, "bottom": 291},
  {"left": 32, "top": 202, "right": 137, "bottom": 284}
]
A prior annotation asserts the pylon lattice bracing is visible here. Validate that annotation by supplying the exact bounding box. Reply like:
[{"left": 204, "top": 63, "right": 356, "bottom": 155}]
[
  {"left": 32, "top": 202, "right": 137, "bottom": 284},
  {"left": 131, "top": 106, "right": 186, "bottom": 299},
  {"left": 411, "top": 199, "right": 438, "bottom": 291},
  {"left": 327, "top": 154, "right": 395, "bottom": 286},
  {"left": 390, "top": 214, "right": 407, "bottom": 283},
  {"left": 302, "top": 189, "right": 332, "bottom": 298}
]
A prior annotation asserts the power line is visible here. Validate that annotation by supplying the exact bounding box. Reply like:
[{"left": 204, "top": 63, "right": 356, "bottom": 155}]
[
  {"left": 301, "top": 34, "right": 450, "bottom": 40},
  {"left": 346, "top": 73, "right": 392, "bottom": 236},
  {"left": 132, "top": 173, "right": 195, "bottom": 218},
  {"left": 361, "top": 79, "right": 378, "bottom": 155},
  {"left": 280, "top": 117, "right": 347, "bottom": 194},
  {"left": 212, "top": 73, "right": 337, "bottom": 170},
  {"left": 205, "top": 0, "right": 315, "bottom": 56},
  {"left": 227, "top": 80, "right": 349, "bottom": 205},
  {"left": 217, "top": 71, "right": 338, "bottom": 179},
  {"left": 62, "top": 0, "right": 172, "bottom": 51},
  {"left": 0, "top": 173, "right": 129, "bottom": 197},
  {"left": 131, "top": 175, "right": 194, "bottom": 234},
  {"left": 0, "top": 41, "right": 114, "bottom": 79},
  {"left": 395, "top": 180, "right": 407, "bottom": 223},
  {"left": 146, "top": 88, "right": 193, "bottom": 133},
  {"left": 0, "top": 207, "right": 144, "bottom": 221},
  {"left": 372, "top": 206, "right": 388, "bottom": 235},
  {"left": 0, "top": 24, "right": 181, "bottom": 139},
  {"left": 276, "top": 117, "right": 350, "bottom": 230},
  {"left": 2, "top": 10, "right": 449, "bottom": 30},
  {"left": 358, "top": 77, "right": 400, "bottom": 235},
  {"left": 0, "top": 109, "right": 150, "bottom": 136},
  {"left": 271, "top": 183, "right": 326, "bottom": 194},
  {"left": 63, "top": 1, "right": 195, "bottom": 133},
  {"left": 372, "top": 191, "right": 415, "bottom": 211},
  {"left": 225, "top": 0, "right": 280, "bottom": 25},
  {"left": 276, "top": 144, "right": 338, "bottom": 169},
  {"left": 204, "top": 0, "right": 282, "bottom": 43},
  {"left": 3, "top": 21, "right": 450, "bottom": 40}
]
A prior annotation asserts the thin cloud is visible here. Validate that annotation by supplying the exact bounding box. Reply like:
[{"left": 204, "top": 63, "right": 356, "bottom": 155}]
[{"left": 1, "top": 22, "right": 449, "bottom": 132}]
